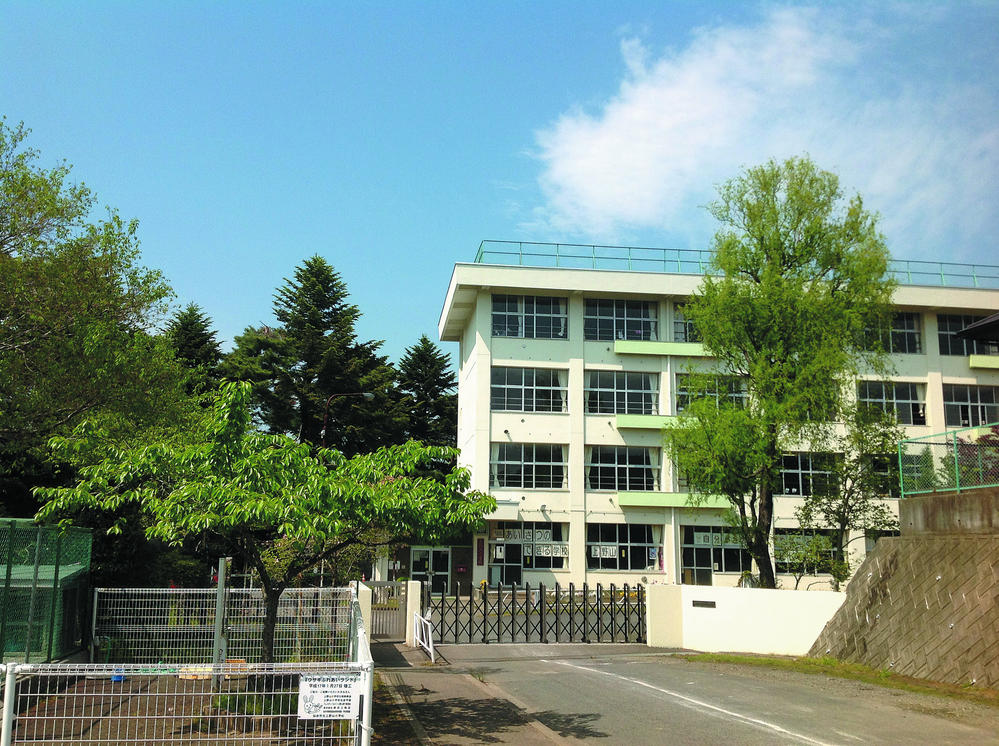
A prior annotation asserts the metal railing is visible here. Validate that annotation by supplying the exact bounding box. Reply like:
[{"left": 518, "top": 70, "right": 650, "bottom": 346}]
[
  {"left": 898, "top": 422, "right": 999, "bottom": 498},
  {"left": 474, "top": 240, "right": 999, "bottom": 288},
  {"left": 93, "top": 587, "right": 354, "bottom": 664},
  {"left": 413, "top": 611, "right": 436, "bottom": 663},
  {"left": 0, "top": 591, "right": 374, "bottom": 746}
]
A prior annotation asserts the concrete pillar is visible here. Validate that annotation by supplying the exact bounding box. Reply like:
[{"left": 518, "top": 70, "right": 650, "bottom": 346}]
[
  {"left": 405, "top": 580, "right": 422, "bottom": 647},
  {"left": 356, "top": 582, "right": 373, "bottom": 636},
  {"left": 646, "top": 583, "right": 684, "bottom": 648}
]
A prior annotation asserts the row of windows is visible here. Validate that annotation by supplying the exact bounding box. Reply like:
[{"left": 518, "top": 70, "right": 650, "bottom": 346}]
[
  {"left": 491, "top": 367, "right": 998, "bottom": 429},
  {"left": 489, "top": 444, "right": 905, "bottom": 496},
  {"left": 492, "top": 296, "right": 999, "bottom": 358}
]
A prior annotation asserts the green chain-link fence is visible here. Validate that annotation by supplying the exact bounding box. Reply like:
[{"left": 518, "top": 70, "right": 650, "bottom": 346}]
[
  {"left": 899, "top": 422, "right": 999, "bottom": 497},
  {"left": 0, "top": 520, "right": 92, "bottom": 663}
]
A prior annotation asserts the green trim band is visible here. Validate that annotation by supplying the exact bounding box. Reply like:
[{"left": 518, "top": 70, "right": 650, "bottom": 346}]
[
  {"left": 617, "top": 492, "right": 729, "bottom": 508},
  {"left": 613, "top": 341, "right": 708, "bottom": 357}
]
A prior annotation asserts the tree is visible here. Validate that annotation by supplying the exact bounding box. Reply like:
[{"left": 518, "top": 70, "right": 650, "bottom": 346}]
[
  {"left": 224, "top": 256, "right": 406, "bottom": 454},
  {"left": 772, "top": 531, "right": 846, "bottom": 590},
  {"left": 664, "top": 156, "right": 895, "bottom": 588},
  {"left": 795, "top": 406, "right": 901, "bottom": 588},
  {"left": 0, "top": 119, "right": 191, "bottom": 515},
  {"left": 36, "top": 381, "right": 494, "bottom": 662},
  {"left": 166, "top": 303, "right": 223, "bottom": 395},
  {"left": 397, "top": 335, "right": 457, "bottom": 446}
]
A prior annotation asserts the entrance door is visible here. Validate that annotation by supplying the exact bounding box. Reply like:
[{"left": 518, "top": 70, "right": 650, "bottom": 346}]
[{"left": 411, "top": 546, "right": 451, "bottom": 595}]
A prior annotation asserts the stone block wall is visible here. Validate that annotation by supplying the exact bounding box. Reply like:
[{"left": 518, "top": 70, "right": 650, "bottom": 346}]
[{"left": 809, "top": 534, "right": 999, "bottom": 687}]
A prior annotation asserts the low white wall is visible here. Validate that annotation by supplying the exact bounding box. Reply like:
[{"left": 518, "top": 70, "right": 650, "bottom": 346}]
[{"left": 647, "top": 584, "right": 845, "bottom": 656}]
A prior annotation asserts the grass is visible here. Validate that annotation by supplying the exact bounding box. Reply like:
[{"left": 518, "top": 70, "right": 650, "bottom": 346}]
[{"left": 680, "top": 653, "right": 999, "bottom": 709}]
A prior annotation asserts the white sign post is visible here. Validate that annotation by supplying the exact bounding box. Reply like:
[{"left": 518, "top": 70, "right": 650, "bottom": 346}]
[{"left": 298, "top": 673, "right": 363, "bottom": 720}]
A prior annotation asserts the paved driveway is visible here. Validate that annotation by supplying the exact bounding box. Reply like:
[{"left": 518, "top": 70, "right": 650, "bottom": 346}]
[{"left": 379, "top": 644, "right": 999, "bottom": 744}]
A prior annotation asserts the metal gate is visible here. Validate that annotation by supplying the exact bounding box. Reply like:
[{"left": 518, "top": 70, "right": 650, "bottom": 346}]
[
  {"left": 367, "top": 581, "right": 406, "bottom": 640},
  {"left": 424, "top": 582, "right": 645, "bottom": 644}
]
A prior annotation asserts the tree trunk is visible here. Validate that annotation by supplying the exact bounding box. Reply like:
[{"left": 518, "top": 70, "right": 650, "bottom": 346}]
[{"left": 261, "top": 585, "right": 283, "bottom": 664}]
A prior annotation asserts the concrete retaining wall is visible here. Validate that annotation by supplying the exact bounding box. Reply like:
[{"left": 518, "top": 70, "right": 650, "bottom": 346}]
[
  {"left": 647, "top": 584, "right": 845, "bottom": 656},
  {"left": 900, "top": 488, "right": 999, "bottom": 535}
]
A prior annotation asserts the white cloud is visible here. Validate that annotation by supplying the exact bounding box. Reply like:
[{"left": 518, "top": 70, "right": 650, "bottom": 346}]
[{"left": 528, "top": 6, "right": 999, "bottom": 263}]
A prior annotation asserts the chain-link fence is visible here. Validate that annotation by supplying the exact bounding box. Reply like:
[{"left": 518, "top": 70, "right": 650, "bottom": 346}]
[
  {"left": 0, "top": 521, "right": 92, "bottom": 664},
  {"left": 899, "top": 422, "right": 999, "bottom": 497},
  {"left": 93, "top": 587, "right": 353, "bottom": 664},
  {"left": 1, "top": 593, "right": 374, "bottom": 745}
]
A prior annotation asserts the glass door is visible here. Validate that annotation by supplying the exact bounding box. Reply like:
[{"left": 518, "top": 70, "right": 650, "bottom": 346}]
[{"left": 410, "top": 546, "right": 451, "bottom": 594}]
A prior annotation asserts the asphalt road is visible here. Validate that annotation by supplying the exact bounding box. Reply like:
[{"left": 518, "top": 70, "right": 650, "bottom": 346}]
[{"left": 384, "top": 644, "right": 999, "bottom": 744}]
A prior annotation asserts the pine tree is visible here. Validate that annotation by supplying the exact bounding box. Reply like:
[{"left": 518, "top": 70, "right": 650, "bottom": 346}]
[
  {"left": 223, "top": 256, "right": 406, "bottom": 454},
  {"left": 166, "top": 303, "right": 222, "bottom": 394},
  {"left": 398, "top": 335, "right": 457, "bottom": 446}
]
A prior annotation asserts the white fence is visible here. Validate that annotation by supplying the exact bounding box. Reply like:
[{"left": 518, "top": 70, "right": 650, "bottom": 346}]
[
  {"left": 1, "top": 591, "right": 373, "bottom": 745},
  {"left": 93, "top": 587, "right": 353, "bottom": 664},
  {"left": 412, "top": 611, "right": 435, "bottom": 664}
]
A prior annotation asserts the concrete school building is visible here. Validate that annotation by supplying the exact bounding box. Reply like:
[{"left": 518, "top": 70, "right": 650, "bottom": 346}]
[{"left": 385, "top": 241, "right": 999, "bottom": 593}]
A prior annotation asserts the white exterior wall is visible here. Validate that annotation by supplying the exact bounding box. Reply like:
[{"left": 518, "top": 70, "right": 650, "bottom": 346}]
[{"left": 440, "top": 262, "right": 999, "bottom": 589}]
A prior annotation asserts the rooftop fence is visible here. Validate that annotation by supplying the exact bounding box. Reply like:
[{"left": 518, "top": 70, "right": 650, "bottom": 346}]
[
  {"left": 898, "top": 422, "right": 999, "bottom": 498},
  {"left": 474, "top": 240, "right": 999, "bottom": 289},
  {"left": 0, "top": 521, "right": 92, "bottom": 664}
]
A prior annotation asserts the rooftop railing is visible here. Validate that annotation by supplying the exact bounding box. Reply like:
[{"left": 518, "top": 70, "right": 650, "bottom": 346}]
[{"left": 474, "top": 240, "right": 999, "bottom": 289}]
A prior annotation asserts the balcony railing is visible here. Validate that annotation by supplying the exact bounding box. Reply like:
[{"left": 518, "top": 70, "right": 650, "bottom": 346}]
[{"left": 474, "top": 240, "right": 999, "bottom": 289}]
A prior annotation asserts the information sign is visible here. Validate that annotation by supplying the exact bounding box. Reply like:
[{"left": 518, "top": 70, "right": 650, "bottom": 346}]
[{"left": 298, "top": 673, "right": 362, "bottom": 720}]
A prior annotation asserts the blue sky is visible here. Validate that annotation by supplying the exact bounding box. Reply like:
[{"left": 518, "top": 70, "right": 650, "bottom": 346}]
[{"left": 3, "top": 2, "right": 997, "bottom": 362}]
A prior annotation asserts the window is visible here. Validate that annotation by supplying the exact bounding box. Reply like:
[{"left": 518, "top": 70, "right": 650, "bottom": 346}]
[
  {"left": 491, "top": 295, "right": 567, "bottom": 339},
  {"left": 586, "top": 447, "right": 659, "bottom": 491},
  {"left": 586, "top": 523, "right": 661, "bottom": 570},
  {"left": 943, "top": 384, "right": 999, "bottom": 428},
  {"left": 866, "top": 312, "right": 922, "bottom": 353},
  {"left": 584, "top": 371, "right": 658, "bottom": 414},
  {"left": 857, "top": 381, "right": 926, "bottom": 425},
  {"left": 780, "top": 452, "right": 836, "bottom": 496},
  {"left": 673, "top": 303, "right": 701, "bottom": 343},
  {"left": 583, "top": 299, "right": 658, "bottom": 341},
  {"left": 773, "top": 529, "right": 837, "bottom": 575},
  {"left": 488, "top": 521, "right": 568, "bottom": 584},
  {"left": 937, "top": 314, "right": 999, "bottom": 356},
  {"left": 675, "top": 374, "right": 747, "bottom": 413},
  {"left": 491, "top": 367, "right": 568, "bottom": 412},
  {"left": 680, "top": 526, "right": 752, "bottom": 585},
  {"left": 490, "top": 444, "right": 567, "bottom": 489}
]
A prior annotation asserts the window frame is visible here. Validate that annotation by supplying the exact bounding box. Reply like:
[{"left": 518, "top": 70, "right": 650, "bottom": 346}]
[
  {"left": 773, "top": 528, "right": 838, "bottom": 575},
  {"left": 583, "top": 299, "right": 659, "bottom": 342},
  {"left": 943, "top": 384, "right": 999, "bottom": 428},
  {"left": 488, "top": 520, "right": 568, "bottom": 582},
  {"left": 779, "top": 452, "right": 837, "bottom": 496},
  {"left": 680, "top": 525, "right": 753, "bottom": 585},
  {"left": 672, "top": 303, "right": 701, "bottom": 343},
  {"left": 491, "top": 294, "right": 568, "bottom": 340},
  {"left": 867, "top": 312, "right": 922, "bottom": 354},
  {"left": 490, "top": 443, "right": 568, "bottom": 489},
  {"left": 585, "top": 523, "right": 661, "bottom": 571},
  {"left": 674, "top": 373, "right": 748, "bottom": 414},
  {"left": 585, "top": 446, "right": 660, "bottom": 491},
  {"left": 937, "top": 314, "right": 999, "bottom": 356},
  {"left": 491, "top": 367, "right": 568, "bottom": 413},
  {"left": 584, "top": 370, "right": 659, "bottom": 415},
  {"left": 857, "top": 380, "right": 926, "bottom": 425}
]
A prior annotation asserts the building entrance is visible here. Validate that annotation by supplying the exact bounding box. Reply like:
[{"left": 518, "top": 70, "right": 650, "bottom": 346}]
[{"left": 411, "top": 546, "right": 450, "bottom": 594}]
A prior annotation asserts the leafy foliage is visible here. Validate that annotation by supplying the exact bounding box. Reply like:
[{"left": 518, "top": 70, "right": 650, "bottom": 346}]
[
  {"left": 664, "top": 156, "right": 895, "bottom": 588},
  {"left": 166, "top": 303, "right": 223, "bottom": 395},
  {"left": 224, "top": 256, "right": 406, "bottom": 453},
  {"left": 36, "top": 381, "right": 494, "bottom": 660},
  {"left": 397, "top": 334, "right": 457, "bottom": 446}
]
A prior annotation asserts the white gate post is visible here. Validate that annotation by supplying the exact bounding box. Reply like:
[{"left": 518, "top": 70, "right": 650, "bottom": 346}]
[
  {"left": 405, "top": 580, "right": 422, "bottom": 647},
  {"left": 211, "top": 557, "right": 229, "bottom": 688},
  {"left": 1, "top": 664, "right": 17, "bottom": 746}
]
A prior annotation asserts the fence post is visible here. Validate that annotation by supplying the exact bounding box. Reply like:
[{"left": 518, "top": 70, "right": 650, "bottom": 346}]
[
  {"left": 953, "top": 431, "right": 961, "bottom": 493},
  {"left": 23, "top": 529, "right": 43, "bottom": 663},
  {"left": 0, "top": 522, "right": 15, "bottom": 664},
  {"left": 45, "top": 534, "right": 63, "bottom": 662},
  {"left": 89, "top": 588, "right": 99, "bottom": 662},
  {"left": 211, "top": 557, "right": 229, "bottom": 689},
  {"left": 1, "top": 664, "right": 17, "bottom": 746}
]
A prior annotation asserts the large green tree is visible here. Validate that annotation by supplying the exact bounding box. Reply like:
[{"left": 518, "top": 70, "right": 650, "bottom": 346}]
[
  {"left": 224, "top": 256, "right": 406, "bottom": 454},
  {"left": 0, "top": 119, "right": 191, "bottom": 516},
  {"left": 664, "top": 156, "right": 895, "bottom": 588},
  {"left": 166, "top": 303, "right": 223, "bottom": 396},
  {"left": 397, "top": 334, "right": 457, "bottom": 446},
  {"left": 37, "top": 381, "right": 494, "bottom": 662}
]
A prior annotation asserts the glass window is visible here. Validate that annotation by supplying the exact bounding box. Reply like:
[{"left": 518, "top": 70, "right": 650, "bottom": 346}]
[
  {"left": 675, "top": 374, "right": 747, "bottom": 413},
  {"left": 492, "top": 295, "right": 568, "bottom": 339},
  {"left": 585, "top": 446, "right": 659, "bottom": 491},
  {"left": 680, "top": 525, "right": 752, "bottom": 585},
  {"left": 583, "top": 299, "right": 658, "bottom": 341},
  {"left": 490, "top": 443, "right": 567, "bottom": 489},
  {"left": 584, "top": 371, "right": 658, "bottom": 414},
  {"left": 773, "top": 529, "right": 838, "bottom": 575},
  {"left": 943, "top": 384, "right": 999, "bottom": 428},
  {"left": 673, "top": 303, "right": 701, "bottom": 343},
  {"left": 780, "top": 452, "right": 837, "bottom": 496},
  {"left": 866, "top": 312, "right": 922, "bottom": 354},
  {"left": 585, "top": 523, "right": 661, "bottom": 570},
  {"left": 937, "top": 314, "right": 999, "bottom": 356},
  {"left": 491, "top": 367, "right": 568, "bottom": 412},
  {"left": 857, "top": 381, "right": 926, "bottom": 425},
  {"left": 488, "top": 521, "right": 568, "bottom": 583}
]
